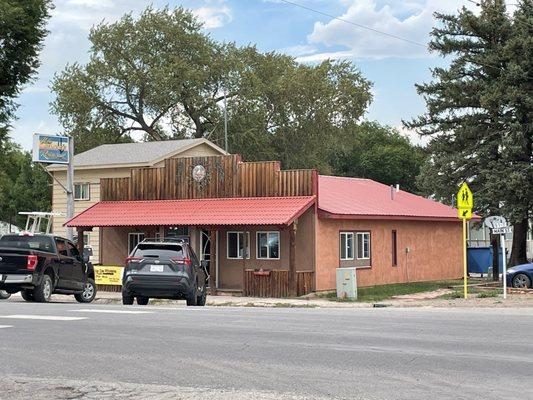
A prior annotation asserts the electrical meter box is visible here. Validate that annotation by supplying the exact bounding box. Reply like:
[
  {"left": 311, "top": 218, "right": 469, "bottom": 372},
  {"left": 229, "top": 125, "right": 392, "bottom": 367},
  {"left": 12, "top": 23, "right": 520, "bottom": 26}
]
[{"left": 336, "top": 267, "right": 357, "bottom": 300}]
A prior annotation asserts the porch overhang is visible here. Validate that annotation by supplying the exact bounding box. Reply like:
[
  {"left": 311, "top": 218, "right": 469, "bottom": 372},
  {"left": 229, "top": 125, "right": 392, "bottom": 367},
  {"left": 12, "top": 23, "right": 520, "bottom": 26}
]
[{"left": 65, "top": 196, "right": 315, "bottom": 228}]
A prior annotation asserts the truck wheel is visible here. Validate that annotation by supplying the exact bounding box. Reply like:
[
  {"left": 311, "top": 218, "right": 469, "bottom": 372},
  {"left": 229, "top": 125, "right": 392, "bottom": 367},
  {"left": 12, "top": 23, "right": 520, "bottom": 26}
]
[
  {"left": 33, "top": 275, "right": 53, "bottom": 303},
  {"left": 136, "top": 296, "right": 149, "bottom": 305},
  {"left": 21, "top": 290, "right": 34, "bottom": 302},
  {"left": 0, "top": 290, "right": 11, "bottom": 300},
  {"left": 196, "top": 285, "right": 207, "bottom": 306},
  {"left": 122, "top": 292, "right": 134, "bottom": 305},
  {"left": 75, "top": 279, "right": 97, "bottom": 303}
]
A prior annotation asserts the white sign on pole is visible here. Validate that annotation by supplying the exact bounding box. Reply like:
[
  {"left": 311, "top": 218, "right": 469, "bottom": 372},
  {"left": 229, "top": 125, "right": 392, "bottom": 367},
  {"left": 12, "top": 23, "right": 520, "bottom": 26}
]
[
  {"left": 485, "top": 216, "right": 511, "bottom": 299},
  {"left": 484, "top": 216, "right": 508, "bottom": 229},
  {"left": 492, "top": 227, "right": 512, "bottom": 235}
]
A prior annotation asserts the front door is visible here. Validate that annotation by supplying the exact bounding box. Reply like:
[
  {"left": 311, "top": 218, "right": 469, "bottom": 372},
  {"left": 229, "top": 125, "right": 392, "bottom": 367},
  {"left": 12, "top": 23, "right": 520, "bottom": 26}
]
[{"left": 200, "top": 230, "right": 211, "bottom": 287}]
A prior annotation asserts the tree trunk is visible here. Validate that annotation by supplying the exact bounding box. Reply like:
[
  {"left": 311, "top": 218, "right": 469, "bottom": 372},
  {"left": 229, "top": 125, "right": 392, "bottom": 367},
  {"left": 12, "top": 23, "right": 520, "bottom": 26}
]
[
  {"left": 491, "top": 234, "right": 500, "bottom": 281},
  {"left": 509, "top": 217, "right": 529, "bottom": 267}
]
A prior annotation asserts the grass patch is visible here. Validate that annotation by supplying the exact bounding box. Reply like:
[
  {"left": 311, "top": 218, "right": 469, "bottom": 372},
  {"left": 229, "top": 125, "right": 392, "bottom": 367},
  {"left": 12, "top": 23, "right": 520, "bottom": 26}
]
[
  {"left": 439, "top": 291, "right": 463, "bottom": 300},
  {"left": 477, "top": 290, "right": 499, "bottom": 298},
  {"left": 318, "top": 280, "right": 462, "bottom": 303}
]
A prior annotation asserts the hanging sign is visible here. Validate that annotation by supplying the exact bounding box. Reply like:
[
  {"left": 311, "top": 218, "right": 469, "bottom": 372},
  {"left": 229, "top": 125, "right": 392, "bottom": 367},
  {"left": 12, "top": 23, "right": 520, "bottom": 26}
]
[{"left": 32, "top": 134, "right": 70, "bottom": 164}]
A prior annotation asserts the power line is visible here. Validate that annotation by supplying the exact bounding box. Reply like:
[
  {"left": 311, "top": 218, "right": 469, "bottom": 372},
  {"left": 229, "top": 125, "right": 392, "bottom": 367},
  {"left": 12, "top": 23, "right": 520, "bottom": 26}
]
[{"left": 277, "top": 0, "right": 426, "bottom": 48}]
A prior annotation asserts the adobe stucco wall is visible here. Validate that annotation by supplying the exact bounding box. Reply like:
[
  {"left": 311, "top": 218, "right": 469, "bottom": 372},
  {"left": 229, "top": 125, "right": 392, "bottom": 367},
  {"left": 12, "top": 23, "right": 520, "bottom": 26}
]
[
  {"left": 101, "top": 226, "right": 159, "bottom": 266},
  {"left": 315, "top": 218, "right": 463, "bottom": 291},
  {"left": 217, "top": 207, "right": 316, "bottom": 290}
]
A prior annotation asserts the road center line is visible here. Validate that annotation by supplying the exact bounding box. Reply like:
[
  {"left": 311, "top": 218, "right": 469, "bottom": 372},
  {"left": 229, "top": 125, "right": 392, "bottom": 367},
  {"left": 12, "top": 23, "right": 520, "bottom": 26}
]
[
  {"left": 0, "top": 315, "right": 87, "bottom": 321},
  {"left": 70, "top": 309, "right": 152, "bottom": 314},
  {"left": 0, "top": 325, "right": 13, "bottom": 329}
]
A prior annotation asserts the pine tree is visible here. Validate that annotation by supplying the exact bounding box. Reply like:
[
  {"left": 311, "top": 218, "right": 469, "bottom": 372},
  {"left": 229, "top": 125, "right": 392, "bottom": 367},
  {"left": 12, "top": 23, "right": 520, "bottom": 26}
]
[{"left": 406, "top": 0, "right": 532, "bottom": 273}]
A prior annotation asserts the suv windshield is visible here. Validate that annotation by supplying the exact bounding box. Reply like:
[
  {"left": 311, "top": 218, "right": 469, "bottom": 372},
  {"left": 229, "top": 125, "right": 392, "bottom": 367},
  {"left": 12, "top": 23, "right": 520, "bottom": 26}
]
[
  {"left": 0, "top": 235, "right": 55, "bottom": 253},
  {"left": 133, "top": 243, "right": 185, "bottom": 259}
]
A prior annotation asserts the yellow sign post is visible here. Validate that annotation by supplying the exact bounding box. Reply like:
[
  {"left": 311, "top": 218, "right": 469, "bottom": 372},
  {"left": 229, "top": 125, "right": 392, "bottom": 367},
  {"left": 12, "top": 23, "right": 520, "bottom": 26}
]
[{"left": 457, "top": 182, "right": 473, "bottom": 299}]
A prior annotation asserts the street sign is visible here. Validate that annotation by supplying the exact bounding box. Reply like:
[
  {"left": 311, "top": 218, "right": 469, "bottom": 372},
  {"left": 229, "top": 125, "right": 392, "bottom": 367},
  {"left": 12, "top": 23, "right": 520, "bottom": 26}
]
[
  {"left": 492, "top": 227, "right": 512, "bottom": 235},
  {"left": 484, "top": 216, "right": 508, "bottom": 230},
  {"left": 457, "top": 182, "right": 474, "bottom": 299},
  {"left": 457, "top": 182, "right": 473, "bottom": 210},
  {"left": 458, "top": 208, "right": 472, "bottom": 220},
  {"left": 32, "top": 134, "right": 70, "bottom": 164},
  {"left": 483, "top": 215, "right": 510, "bottom": 299}
]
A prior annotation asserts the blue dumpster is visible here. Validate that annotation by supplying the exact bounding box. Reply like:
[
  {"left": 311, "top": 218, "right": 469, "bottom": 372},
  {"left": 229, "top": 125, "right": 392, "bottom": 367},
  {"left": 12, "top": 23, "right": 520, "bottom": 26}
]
[{"left": 467, "top": 247, "right": 503, "bottom": 274}]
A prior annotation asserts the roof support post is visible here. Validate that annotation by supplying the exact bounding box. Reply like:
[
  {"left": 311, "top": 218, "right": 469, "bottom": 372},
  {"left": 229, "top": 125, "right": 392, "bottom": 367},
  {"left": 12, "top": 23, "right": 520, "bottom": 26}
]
[
  {"left": 210, "top": 229, "right": 217, "bottom": 295},
  {"left": 289, "top": 220, "right": 298, "bottom": 297},
  {"left": 76, "top": 227, "right": 85, "bottom": 255}
]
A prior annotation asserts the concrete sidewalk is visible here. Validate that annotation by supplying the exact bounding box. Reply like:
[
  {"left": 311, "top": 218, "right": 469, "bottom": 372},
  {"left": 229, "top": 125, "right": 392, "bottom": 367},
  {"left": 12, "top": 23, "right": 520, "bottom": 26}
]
[
  {"left": 6, "top": 289, "right": 533, "bottom": 308},
  {"left": 91, "top": 290, "right": 533, "bottom": 308}
]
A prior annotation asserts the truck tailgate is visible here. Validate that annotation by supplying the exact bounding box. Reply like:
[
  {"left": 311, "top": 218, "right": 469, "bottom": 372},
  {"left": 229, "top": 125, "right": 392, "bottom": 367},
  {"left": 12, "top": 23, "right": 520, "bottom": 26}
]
[{"left": 0, "top": 248, "right": 32, "bottom": 274}]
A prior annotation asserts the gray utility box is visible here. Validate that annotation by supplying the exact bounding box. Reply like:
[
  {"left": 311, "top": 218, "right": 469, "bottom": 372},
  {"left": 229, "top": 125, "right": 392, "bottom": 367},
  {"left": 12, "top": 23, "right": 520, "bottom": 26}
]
[{"left": 336, "top": 267, "right": 357, "bottom": 300}]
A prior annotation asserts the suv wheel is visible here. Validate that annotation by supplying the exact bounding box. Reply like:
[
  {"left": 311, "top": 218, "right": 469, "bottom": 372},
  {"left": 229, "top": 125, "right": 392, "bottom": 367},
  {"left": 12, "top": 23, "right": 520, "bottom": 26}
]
[
  {"left": 186, "top": 284, "right": 198, "bottom": 306},
  {"left": 75, "top": 279, "right": 97, "bottom": 303},
  {"left": 136, "top": 296, "right": 149, "bottom": 305},
  {"left": 196, "top": 285, "right": 207, "bottom": 306},
  {"left": 0, "top": 290, "right": 11, "bottom": 300},
  {"left": 33, "top": 274, "right": 53, "bottom": 303},
  {"left": 122, "top": 292, "right": 134, "bottom": 305},
  {"left": 21, "top": 289, "right": 34, "bottom": 302}
]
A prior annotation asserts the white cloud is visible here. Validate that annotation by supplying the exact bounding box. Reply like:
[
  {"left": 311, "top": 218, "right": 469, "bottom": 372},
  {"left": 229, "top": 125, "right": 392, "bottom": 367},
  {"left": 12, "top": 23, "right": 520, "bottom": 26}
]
[
  {"left": 296, "top": 50, "right": 353, "bottom": 63},
  {"left": 395, "top": 124, "right": 430, "bottom": 146},
  {"left": 300, "top": 0, "right": 519, "bottom": 60},
  {"left": 280, "top": 44, "right": 318, "bottom": 57},
  {"left": 307, "top": 0, "right": 435, "bottom": 59},
  {"left": 193, "top": 1, "right": 232, "bottom": 29}
]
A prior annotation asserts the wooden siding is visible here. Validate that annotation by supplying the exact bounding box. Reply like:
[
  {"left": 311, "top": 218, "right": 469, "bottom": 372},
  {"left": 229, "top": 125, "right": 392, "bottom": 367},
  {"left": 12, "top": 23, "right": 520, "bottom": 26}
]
[
  {"left": 101, "top": 177, "right": 131, "bottom": 201},
  {"left": 243, "top": 269, "right": 314, "bottom": 298},
  {"left": 101, "top": 155, "right": 316, "bottom": 201}
]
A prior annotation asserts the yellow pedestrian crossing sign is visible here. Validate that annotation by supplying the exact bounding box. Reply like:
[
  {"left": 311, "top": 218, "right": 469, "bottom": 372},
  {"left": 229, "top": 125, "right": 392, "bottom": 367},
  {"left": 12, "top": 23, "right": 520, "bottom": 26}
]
[
  {"left": 458, "top": 208, "right": 472, "bottom": 220},
  {"left": 457, "top": 182, "right": 473, "bottom": 210}
]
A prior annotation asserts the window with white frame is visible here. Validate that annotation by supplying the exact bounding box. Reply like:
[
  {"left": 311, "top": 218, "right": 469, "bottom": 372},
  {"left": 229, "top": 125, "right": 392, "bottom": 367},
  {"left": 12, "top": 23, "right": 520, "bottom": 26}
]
[
  {"left": 340, "top": 232, "right": 354, "bottom": 260},
  {"left": 257, "top": 231, "right": 280, "bottom": 259},
  {"left": 357, "top": 232, "right": 371, "bottom": 259},
  {"left": 128, "top": 233, "right": 145, "bottom": 254},
  {"left": 227, "top": 231, "right": 250, "bottom": 259},
  {"left": 74, "top": 183, "right": 90, "bottom": 200}
]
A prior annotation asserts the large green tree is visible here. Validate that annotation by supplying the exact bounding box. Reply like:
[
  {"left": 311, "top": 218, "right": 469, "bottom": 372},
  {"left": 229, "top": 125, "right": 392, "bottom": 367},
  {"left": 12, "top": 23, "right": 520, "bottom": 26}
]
[
  {"left": 0, "top": 140, "right": 51, "bottom": 228},
  {"left": 51, "top": 6, "right": 372, "bottom": 172},
  {"left": 330, "top": 122, "right": 426, "bottom": 193},
  {"left": 0, "top": 0, "right": 51, "bottom": 143},
  {"left": 406, "top": 0, "right": 532, "bottom": 269}
]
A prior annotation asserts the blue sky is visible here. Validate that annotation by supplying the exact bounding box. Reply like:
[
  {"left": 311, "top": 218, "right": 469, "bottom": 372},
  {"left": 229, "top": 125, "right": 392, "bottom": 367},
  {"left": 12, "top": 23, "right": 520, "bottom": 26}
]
[{"left": 11, "top": 0, "right": 514, "bottom": 150}]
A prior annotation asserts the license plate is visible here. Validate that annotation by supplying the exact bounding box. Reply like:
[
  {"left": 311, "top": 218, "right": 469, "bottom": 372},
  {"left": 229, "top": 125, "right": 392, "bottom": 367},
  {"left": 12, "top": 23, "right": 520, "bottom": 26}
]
[{"left": 150, "top": 265, "right": 164, "bottom": 272}]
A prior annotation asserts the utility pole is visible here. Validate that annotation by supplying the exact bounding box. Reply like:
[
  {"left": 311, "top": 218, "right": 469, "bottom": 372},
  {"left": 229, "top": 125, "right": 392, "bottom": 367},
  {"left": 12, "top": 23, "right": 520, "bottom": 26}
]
[
  {"left": 65, "top": 136, "right": 74, "bottom": 240},
  {"left": 223, "top": 91, "right": 228, "bottom": 153}
]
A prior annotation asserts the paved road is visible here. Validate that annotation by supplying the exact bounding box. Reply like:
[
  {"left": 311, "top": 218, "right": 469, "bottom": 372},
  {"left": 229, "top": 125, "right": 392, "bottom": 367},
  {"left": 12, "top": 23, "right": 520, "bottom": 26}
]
[{"left": 0, "top": 299, "right": 532, "bottom": 400}]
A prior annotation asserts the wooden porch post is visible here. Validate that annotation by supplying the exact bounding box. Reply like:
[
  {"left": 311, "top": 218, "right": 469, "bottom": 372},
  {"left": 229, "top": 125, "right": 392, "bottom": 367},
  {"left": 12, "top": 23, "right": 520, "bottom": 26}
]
[
  {"left": 210, "top": 229, "right": 217, "bottom": 295},
  {"left": 76, "top": 227, "right": 85, "bottom": 255},
  {"left": 289, "top": 220, "right": 298, "bottom": 297}
]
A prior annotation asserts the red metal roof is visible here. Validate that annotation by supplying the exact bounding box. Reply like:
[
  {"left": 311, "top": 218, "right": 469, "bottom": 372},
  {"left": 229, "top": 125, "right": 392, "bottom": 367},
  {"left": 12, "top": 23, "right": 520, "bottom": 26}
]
[
  {"left": 318, "top": 175, "right": 471, "bottom": 221},
  {"left": 65, "top": 196, "right": 315, "bottom": 227}
]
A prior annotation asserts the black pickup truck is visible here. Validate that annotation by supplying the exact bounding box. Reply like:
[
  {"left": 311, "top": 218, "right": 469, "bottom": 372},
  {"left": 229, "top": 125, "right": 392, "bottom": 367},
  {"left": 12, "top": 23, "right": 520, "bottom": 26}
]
[{"left": 0, "top": 234, "right": 96, "bottom": 303}]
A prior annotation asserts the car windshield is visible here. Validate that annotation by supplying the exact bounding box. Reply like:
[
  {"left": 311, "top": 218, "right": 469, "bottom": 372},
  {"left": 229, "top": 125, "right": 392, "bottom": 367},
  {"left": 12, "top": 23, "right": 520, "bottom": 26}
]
[
  {"left": 133, "top": 243, "right": 184, "bottom": 259},
  {"left": 0, "top": 235, "right": 55, "bottom": 253}
]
